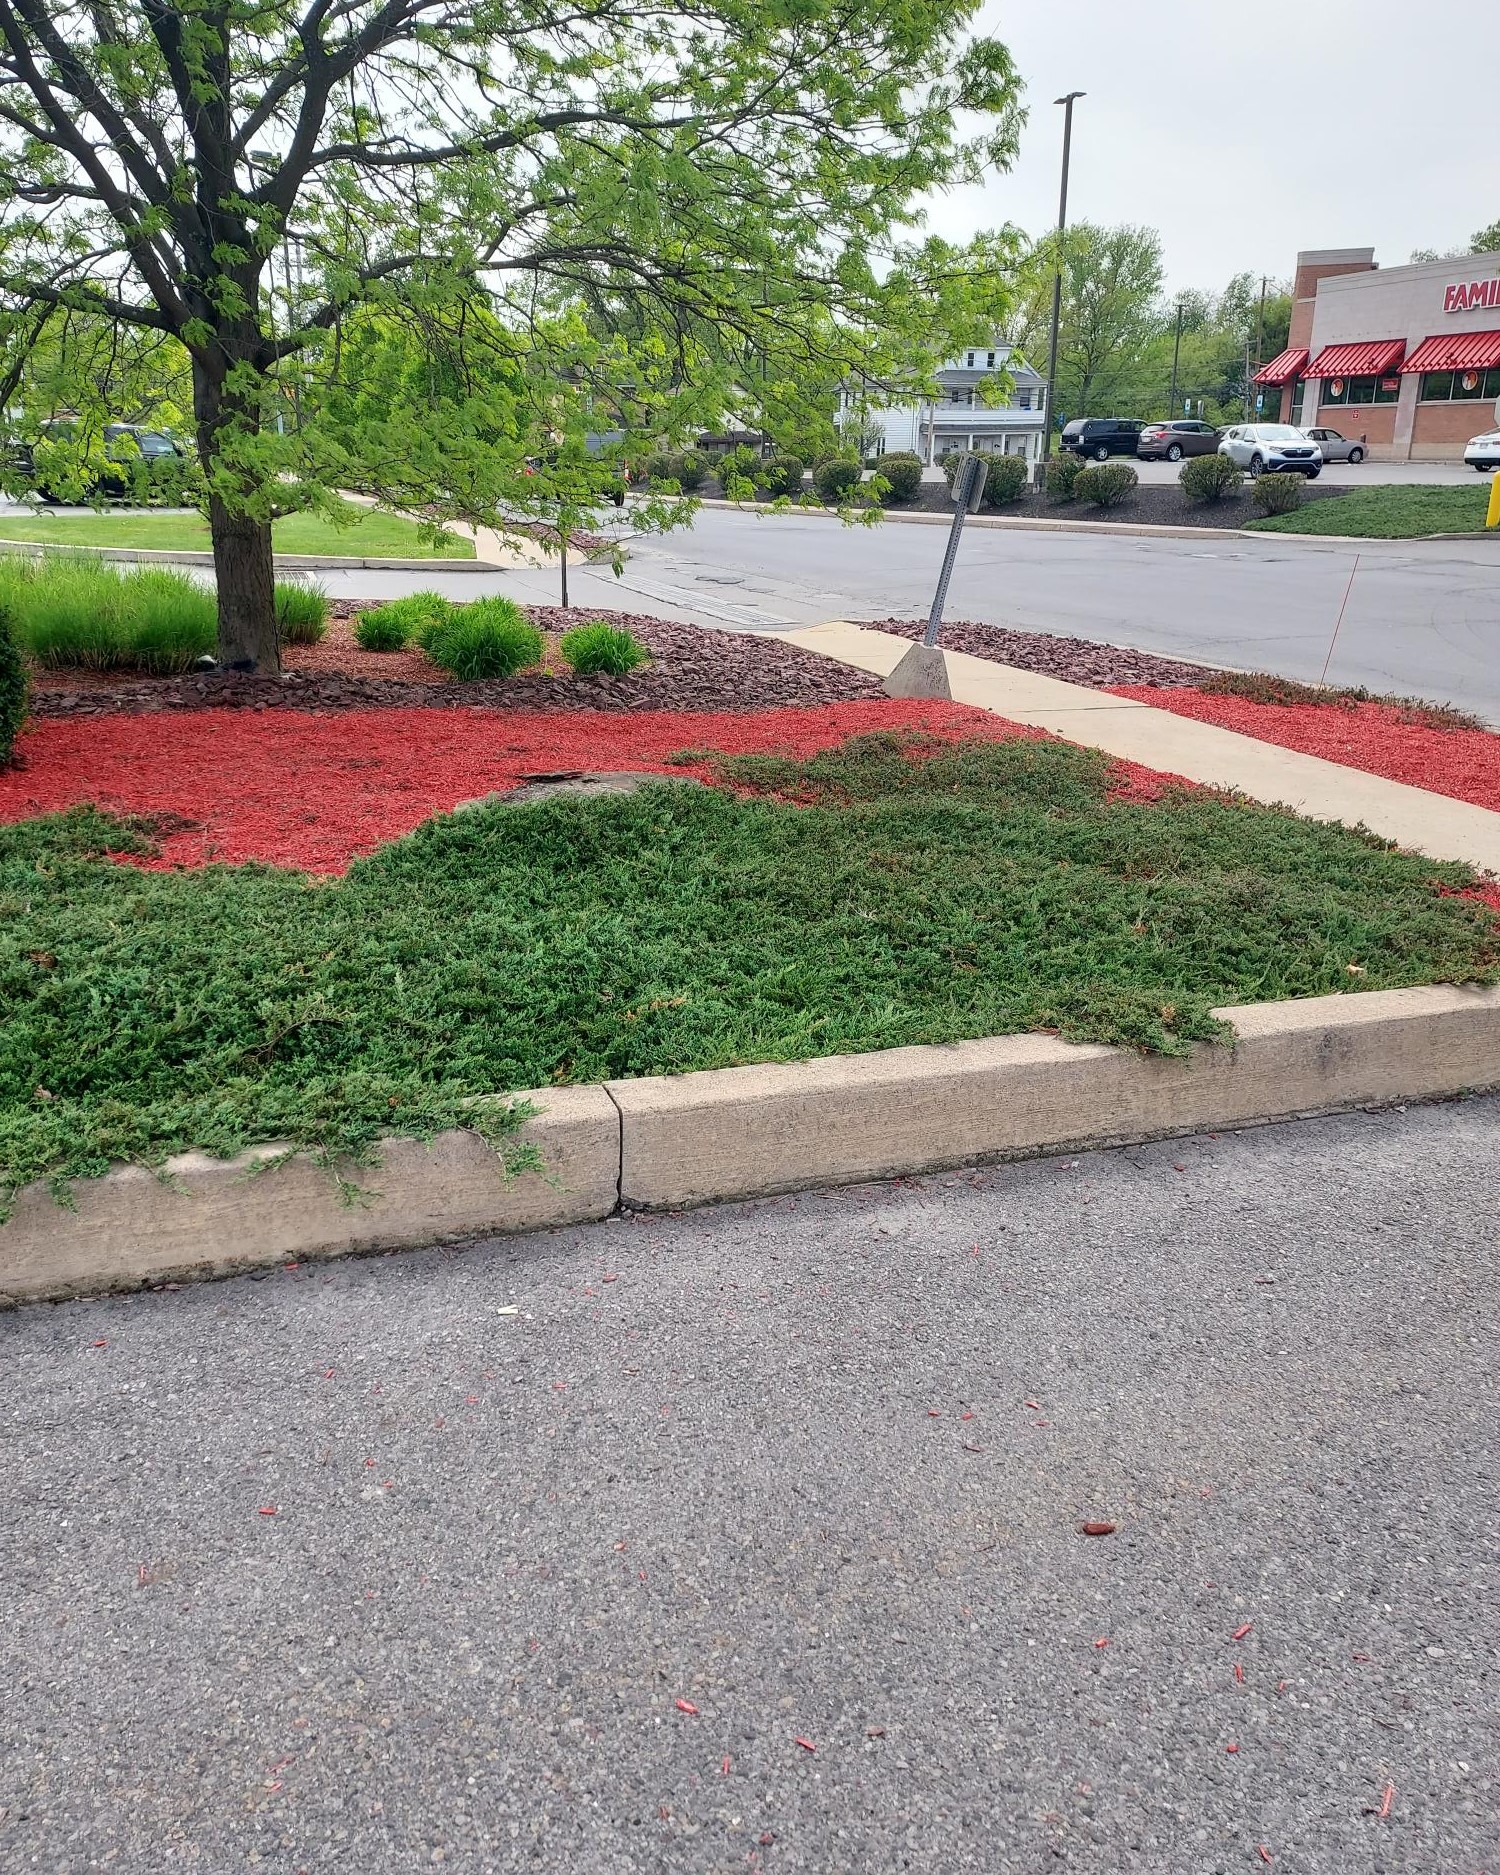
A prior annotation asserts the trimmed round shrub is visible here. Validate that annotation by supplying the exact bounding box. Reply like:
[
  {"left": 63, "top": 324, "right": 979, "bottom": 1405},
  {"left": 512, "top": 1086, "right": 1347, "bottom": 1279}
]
[
  {"left": 1251, "top": 471, "right": 1307, "bottom": 516},
  {"left": 938, "top": 450, "right": 963, "bottom": 486},
  {"left": 761, "top": 454, "right": 805, "bottom": 498},
  {"left": 719, "top": 444, "right": 760, "bottom": 483},
  {"left": 674, "top": 450, "right": 708, "bottom": 492},
  {"left": 1043, "top": 452, "right": 1085, "bottom": 501},
  {"left": 982, "top": 453, "right": 1029, "bottom": 506},
  {"left": 274, "top": 581, "right": 328, "bottom": 644},
  {"left": 1073, "top": 462, "right": 1139, "bottom": 508},
  {"left": 1180, "top": 452, "right": 1243, "bottom": 503},
  {"left": 643, "top": 450, "right": 677, "bottom": 485},
  {"left": 813, "top": 456, "right": 863, "bottom": 502},
  {"left": 874, "top": 452, "right": 923, "bottom": 503},
  {"left": 0, "top": 598, "right": 28, "bottom": 765},
  {"left": 425, "top": 596, "right": 542, "bottom": 680},
  {"left": 559, "top": 620, "right": 649, "bottom": 675}
]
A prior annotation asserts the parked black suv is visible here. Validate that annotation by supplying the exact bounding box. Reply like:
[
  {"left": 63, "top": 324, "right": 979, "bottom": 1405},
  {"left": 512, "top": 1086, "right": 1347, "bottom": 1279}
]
[
  {"left": 20, "top": 423, "right": 194, "bottom": 503},
  {"left": 1060, "top": 417, "right": 1143, "bottom": 461}
]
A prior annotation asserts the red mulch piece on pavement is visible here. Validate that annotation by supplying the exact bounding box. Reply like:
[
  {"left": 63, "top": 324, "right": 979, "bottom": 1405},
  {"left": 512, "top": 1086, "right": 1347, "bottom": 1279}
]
[{"left": 1079, "top": 1521, "right": 1117, "bottom": 1537}]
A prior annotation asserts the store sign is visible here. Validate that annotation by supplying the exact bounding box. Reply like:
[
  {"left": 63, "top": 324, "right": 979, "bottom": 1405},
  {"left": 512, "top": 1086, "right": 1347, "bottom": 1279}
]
[{"left": 1444, "top": 274, "right": 1500, "bottom": 313}]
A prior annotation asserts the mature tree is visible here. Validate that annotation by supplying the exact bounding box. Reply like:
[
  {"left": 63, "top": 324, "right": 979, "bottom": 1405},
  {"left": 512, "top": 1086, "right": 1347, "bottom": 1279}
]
[
  {"left": 0, "top": 0, "right": 1021, "bottom": 671},
  {"left": 1010, "top": 222, "right": 1164, "bottom": 420},
  {"left": 1472, "top": 219, "right": 1500, "bottom": 255}
]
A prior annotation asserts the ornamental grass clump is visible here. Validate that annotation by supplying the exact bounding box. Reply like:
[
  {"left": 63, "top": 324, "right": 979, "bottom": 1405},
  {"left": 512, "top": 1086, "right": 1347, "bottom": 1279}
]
[
  {"left": 425, "top": 596, "right": 542, "bottom": 679},
  {"left": 274, "top": 581, "right": 328, "bottom": 643},
  {"left": 0, "top": 599, "right": 27, "bottom": 763},
  {"left": 355, "top": 593, "right": 454, "bottom": 651},
  {"left": 559, "top": 620, "right": 648, "bottom": 675},
  {"left": 2, "top": 555, "right": 215, "bottom": 672}
]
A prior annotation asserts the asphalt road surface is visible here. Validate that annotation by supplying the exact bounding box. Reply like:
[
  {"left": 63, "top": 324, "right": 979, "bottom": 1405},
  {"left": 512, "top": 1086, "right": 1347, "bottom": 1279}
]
[
  {"left": 3, "top": 1098, "right": 1495, "bottom": 1873},
  {"left": 298, "top": 505, "right": 1500, "bottom": 722}
]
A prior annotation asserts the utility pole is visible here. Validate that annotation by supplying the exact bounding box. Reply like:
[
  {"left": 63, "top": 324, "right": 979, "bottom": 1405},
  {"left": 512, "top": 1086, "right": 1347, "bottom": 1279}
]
[
  {"left": 1254, "top": 273, "right": 1268, "bottom": 379},
  {"left": 1040, "top": 91, "right": 1084, "bottom": 473},
  {"left": 1167, "top": 299, "right": 1184, "bottom": 420}
]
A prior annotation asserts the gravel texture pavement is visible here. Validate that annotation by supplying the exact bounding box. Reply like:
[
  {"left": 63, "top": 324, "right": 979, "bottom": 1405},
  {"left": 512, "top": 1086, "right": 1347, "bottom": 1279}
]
[
  {"left": 2, "top": 1099, "right": 1496, "bottom": 1873},
  {"left": 864, "top": 616, "right": 1219, "bottom": 689},
  {"left": 26, "top": 608, "right": 885, "bottom": 718}
]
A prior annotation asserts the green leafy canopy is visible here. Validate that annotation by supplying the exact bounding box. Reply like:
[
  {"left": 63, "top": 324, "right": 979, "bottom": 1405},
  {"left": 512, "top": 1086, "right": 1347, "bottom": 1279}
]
[{"left": 0, "top": 0, "right": 1025, "bottom": 663}]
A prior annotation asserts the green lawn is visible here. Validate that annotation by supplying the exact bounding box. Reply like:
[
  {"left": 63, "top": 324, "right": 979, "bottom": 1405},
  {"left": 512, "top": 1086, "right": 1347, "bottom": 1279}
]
[
  {"left": 3, "top": 732, "right": 1497, "bottom": 1205},
  {"left": 0, "top": 507, "right": 475, "bottom": 559},
  {"left": 1247, "top": 482, "right": 1494, "bottom": 538}
]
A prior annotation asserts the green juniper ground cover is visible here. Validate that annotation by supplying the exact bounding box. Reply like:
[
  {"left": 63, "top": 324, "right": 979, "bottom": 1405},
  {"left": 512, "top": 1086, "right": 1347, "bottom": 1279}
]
[{"left": 3, "top": 734, "right": 1496, "bottom": 1207}]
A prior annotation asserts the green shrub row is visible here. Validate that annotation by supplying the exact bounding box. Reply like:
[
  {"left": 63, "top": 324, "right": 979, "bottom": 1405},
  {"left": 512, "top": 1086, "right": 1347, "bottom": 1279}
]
[{"left": 354, "top": 595, "right": 647, "bottom": 677}]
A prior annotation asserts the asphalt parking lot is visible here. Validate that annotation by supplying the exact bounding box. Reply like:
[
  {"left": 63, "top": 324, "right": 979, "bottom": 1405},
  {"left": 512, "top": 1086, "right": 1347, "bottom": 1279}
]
[{"left": 3, "top": 1096, "right": 1495, "bottom": 1872}]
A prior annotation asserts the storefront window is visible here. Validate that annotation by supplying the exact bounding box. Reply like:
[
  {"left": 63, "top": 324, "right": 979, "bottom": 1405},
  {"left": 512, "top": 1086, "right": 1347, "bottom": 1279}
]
[
  {"left": 1323, "top": 375, "right": 1400, "bottom": 406},
  {"left": 1419, "top": 368, "right": 1500, "bottom": 401}
]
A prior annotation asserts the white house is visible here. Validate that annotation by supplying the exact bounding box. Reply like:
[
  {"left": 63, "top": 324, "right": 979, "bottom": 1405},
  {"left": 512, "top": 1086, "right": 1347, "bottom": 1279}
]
[{"left": 839, "top": 343, "right": 1047, "bottom": 465}]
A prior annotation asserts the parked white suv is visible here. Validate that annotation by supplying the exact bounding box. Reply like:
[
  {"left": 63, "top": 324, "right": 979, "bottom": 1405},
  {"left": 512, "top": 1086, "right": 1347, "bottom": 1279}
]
[{"left": 1219, "top": 424, "right": 1323, "bottom": 479}]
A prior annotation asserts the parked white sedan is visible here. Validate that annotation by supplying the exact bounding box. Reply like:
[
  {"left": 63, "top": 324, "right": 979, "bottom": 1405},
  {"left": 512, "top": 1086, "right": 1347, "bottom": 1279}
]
[
  {"left": 1464, "top": 428, "right": 1500, "bottom": 472},
  {"left": 1219, "top": 424, "right": 1323, "bottom": 478}
]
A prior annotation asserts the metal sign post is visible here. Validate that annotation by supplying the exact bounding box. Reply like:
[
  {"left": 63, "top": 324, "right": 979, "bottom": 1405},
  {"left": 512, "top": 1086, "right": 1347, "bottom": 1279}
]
[
  {"left": 923, "top": 451, "right": 985, "bottom": 647},
  {"left": 884, "top": 453, "right": 984, "bottom": 699}
]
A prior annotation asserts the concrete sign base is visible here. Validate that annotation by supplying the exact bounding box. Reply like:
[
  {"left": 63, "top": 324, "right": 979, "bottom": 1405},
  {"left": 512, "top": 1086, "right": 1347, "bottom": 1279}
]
[{"left": 882, "top": 642, "right": 951, "bottom": 700}]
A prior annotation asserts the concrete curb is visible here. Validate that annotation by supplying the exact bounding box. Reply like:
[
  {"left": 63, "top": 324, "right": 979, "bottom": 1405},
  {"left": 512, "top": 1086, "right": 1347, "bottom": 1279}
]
[
  {"left": 5, "top": 985, "right": 1499, "bottom": 1304},
  {"left": 0, "top": 1087, "right": 619, "bottom": 1305},
  {"left": 0, "top": 539, "right": 493, "bottom": 572}
]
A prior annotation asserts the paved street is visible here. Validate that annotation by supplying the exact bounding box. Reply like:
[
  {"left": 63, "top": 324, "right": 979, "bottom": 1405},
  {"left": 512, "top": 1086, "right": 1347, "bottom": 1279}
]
[
  {"left": 299, "top": 504, "right": 1500, "bottom": 721},
  {"left": 3, "top": 1099, "right": 1495, "bottom": 1873}
]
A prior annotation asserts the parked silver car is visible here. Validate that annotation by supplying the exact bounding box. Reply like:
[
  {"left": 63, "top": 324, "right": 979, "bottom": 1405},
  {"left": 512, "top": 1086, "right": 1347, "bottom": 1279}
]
[
  {"left": 1305, "top": 427, "right": 1366, "bottom": 465},
  {"left": 1218, "top": 424, "right": 1323, "bottom": 478}
]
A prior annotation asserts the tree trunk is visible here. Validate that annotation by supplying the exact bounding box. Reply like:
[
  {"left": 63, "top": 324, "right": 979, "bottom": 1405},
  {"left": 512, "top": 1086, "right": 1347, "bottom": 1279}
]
[
  {"left": 193, "top": 349, "right": 280, "bottom": 673},
  {"left": 208, "top": 497, "right": 278, "bottom": 671}
]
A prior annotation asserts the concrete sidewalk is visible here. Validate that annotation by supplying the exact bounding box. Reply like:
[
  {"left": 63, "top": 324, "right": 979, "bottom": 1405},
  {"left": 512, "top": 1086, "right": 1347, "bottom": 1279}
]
[{"left": 782, "top": 621, "right": 1500, "bottom": 874}]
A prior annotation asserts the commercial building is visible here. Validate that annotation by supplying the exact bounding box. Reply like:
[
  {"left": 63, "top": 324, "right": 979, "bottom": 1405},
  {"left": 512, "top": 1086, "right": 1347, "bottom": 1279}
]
[
  {"left": 1254, "top": 247, "right": 1500, "bottom": 459},
  {"left": 840, "top": 343, "right": 1046, "bottom": 464}
]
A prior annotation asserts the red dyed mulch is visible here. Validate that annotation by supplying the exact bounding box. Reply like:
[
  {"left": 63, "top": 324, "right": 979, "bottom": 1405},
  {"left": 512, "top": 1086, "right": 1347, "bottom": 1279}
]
[
  {"left": 1109, "top": 687, "right": 1500, "bottom": 816},
  {"left": 4, "top": 700, "right": 1087, "bottom": 873}
]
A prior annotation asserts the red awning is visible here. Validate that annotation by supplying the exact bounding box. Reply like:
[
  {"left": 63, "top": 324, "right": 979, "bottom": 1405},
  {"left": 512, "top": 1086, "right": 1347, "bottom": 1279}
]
[
  {"left": 1400, "top": 330, "right": 1500, "bottom": 373},
  {"left": 1253, "top": 347, "right": 1308, "bottom": 386},
  {"left": 1304, "top": 339, "right": 1407, "bottom": 379}
]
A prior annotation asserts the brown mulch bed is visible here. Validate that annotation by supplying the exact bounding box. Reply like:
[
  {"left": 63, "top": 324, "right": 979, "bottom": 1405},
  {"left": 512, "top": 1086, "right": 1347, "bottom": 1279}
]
[
  {"left": 27, "top": 607, "right": 886, "bottom": 718},
  {"left": 862, "top": 618, "right": 1219, "bottom": 690}
]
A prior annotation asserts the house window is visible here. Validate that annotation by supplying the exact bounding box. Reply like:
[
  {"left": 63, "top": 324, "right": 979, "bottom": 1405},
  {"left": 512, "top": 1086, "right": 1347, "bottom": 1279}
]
[
  {"left": 1322, "top": 375, "right": 1399, "bottom": 406},
  {"left": 965, "top": 351, "right": 975, "bottom": 367},
  {"left": 1419, "top": 367, "right": 1500, "bottom": 401},
  {"left": 1016, "top": 391, "right": 1031, "bottom": 410},
  {"left": 986, "top": 351, "right": 996, "bottom": 367}
]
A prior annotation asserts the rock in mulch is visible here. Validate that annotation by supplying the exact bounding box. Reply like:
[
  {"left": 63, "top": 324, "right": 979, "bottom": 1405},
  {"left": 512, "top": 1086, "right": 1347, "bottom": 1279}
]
[
  {"left": 862, "top": 618, "right": 1219, "bottom": 690},
  {"left": 28, "top": 609, "right": 886, "bottom": 719}
]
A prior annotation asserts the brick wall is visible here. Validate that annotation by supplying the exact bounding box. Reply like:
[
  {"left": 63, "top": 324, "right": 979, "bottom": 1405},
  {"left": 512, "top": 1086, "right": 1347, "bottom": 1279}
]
[
  {"left": 1411, "top": 399, "right": 1496, "bottom": 457},
  {"left": 1315, "top": 403, "right": 1396, "bottom": 446}
]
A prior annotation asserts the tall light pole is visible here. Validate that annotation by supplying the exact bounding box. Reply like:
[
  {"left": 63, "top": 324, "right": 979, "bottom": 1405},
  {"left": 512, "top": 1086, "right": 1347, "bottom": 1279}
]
[{"left": 1040, "top": 90, "right": 1084, "bottom": 470}]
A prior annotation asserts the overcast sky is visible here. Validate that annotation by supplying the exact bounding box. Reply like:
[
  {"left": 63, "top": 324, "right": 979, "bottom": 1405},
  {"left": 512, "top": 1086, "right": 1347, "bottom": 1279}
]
[{"left": 922, "top": 0, "right": 1499, "bottom": 294}]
